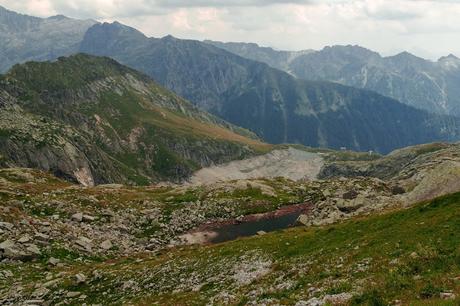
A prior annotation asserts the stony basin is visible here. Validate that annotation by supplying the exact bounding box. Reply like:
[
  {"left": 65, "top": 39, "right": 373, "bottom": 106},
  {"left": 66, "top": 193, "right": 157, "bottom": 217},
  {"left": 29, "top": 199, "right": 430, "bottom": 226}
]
[
  {"left": 179, "top": 203, "right": 311, "bottom": 244},
  {"left": 189, "top": 148, "right": 324, "bottom": 185}
]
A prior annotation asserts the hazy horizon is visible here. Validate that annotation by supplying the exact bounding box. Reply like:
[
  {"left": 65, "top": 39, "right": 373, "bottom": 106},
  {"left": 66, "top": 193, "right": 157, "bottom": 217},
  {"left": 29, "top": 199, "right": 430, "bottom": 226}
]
[{"left": 1, "top": 0, "right": 460, "bottom": 60}]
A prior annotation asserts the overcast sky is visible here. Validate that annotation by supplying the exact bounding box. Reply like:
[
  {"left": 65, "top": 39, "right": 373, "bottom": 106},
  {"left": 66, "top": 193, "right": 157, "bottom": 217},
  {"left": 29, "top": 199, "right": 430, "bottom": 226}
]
[{"left": 1, "top": 0, "right": 460, "bottom": 60}]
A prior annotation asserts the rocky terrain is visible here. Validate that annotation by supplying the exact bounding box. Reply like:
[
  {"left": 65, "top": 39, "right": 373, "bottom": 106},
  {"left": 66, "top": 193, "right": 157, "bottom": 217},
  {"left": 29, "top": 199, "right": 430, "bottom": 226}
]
[
  {"left": 189, "top": 147, "right": 324, "bottom": 185},
  {"left": 1, "top": 142, "right": 460, "bottom": 304},
  {"left": 0, "top": 6, "right": 460, "bottom": 305}
]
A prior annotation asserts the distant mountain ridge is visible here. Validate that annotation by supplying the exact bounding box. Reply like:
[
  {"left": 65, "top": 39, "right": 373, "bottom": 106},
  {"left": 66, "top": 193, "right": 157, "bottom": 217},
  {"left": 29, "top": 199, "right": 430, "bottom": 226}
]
[
  {"left": 0, "top": 5, "right": 97, "bottom": 72},
  {"left": 204, "top": 40, "right": 313, "bottom": 72},
  {"left": 210, "top": 42, "right": 460, "bottom": 116},
  {"left": 79, "top": 22, "right": 460, "bottom": 153}
]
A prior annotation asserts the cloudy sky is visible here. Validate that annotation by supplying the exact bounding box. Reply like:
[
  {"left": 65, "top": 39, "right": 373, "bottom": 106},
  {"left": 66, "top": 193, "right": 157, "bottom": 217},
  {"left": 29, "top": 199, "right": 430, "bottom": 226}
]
[{"left": 1, "top": 0, "right": 460, "bottom": 59}]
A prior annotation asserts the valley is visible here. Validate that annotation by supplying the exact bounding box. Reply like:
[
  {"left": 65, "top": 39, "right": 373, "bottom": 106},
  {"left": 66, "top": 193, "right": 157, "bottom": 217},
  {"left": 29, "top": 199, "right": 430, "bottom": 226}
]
[{"left": 0, "top": 3, "right": 460, "bottom": 306}]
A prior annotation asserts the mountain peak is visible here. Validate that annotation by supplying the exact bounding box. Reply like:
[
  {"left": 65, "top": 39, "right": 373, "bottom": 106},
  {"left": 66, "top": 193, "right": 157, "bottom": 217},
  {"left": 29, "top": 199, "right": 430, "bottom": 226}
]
[
  {"left": 387, "top": 51, "right": 427, "bottom": 66},
  {"left": 317, "top": 45, "right": 381, "bottom": 61},
  {"left": 438, "top": 53, "right": 460, "bottom": 61},
  {"left": 47, "top": 14, "right": 69, "bottom": 20},
  {"left": 438, "top": 53, "right": 460, "bottom": 70},
  {"left": 390, "top": 51, "right": 421, "bottom": 60},
  {"left": 162, "top": 34, "right": 177, "bottom": 41}
]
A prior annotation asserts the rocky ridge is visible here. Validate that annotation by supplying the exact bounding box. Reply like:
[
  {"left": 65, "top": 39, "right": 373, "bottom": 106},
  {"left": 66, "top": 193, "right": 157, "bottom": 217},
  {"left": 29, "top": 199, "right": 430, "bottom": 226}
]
[{"left": 0, "top": 54, "right": 268, "bottom": 186}]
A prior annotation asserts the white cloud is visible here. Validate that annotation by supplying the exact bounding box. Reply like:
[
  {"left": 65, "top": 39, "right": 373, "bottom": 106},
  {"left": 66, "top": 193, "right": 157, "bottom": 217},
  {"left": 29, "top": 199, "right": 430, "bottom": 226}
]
[{"left": 1, "top": 0, "right": 460, "bottom": 59}]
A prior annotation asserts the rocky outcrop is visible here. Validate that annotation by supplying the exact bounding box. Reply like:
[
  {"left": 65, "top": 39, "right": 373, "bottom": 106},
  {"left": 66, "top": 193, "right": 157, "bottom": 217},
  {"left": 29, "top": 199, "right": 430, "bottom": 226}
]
[{"left": 320, "top": 142, "right": 460, "bottom": 204}]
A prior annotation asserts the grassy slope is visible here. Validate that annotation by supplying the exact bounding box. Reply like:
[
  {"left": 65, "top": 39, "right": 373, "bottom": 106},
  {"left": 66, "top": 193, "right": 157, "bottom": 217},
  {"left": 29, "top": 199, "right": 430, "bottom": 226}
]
[
  {"left": 6, "top": 55, "right": 265, "bottom": 147},
  {"left": 133, "top": 194, "right": 460, "bottom": 305},
  {"left": 115, "top": 193, "right": 460, "bottom": 305},
  {"left": 3, "top": 187, "right": 459, "bottom": 305}
]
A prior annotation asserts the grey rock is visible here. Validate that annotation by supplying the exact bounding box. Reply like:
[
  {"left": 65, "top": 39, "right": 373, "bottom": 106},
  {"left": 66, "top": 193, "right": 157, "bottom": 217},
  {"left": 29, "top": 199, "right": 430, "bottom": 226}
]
[
  {"left": 74, "top": 273, "right": 87, "bottom": 284},
  {"left": 66, "top": 291, "right": 81, "bottom": 298},
  {"left": 48, "top": 257, "right": 60, "bottom": 266},
  {"left": 100, "top": 240, "right": 113, "bottom": 250},
  {"left": 296, "top": 214, "right": 310, "bottom": 226},
  {"left": 18, "top": 235, "right": 31, "bottom": 243},
  {"left": 34, "top": 233, "right": 50, "bottom": 242},
  {"left": 31, "top": 287, "right": 50, "bottom": 298},
  {"left": 82, "top": 214, "right": 95, "bottom": 222},
  {"left": 26, "top": 244, "right": 41, "bottom": 255},
  {"left": 0, "top": 239, "right": 24, "bottom": 259},
  {"left": 24, "top": 299, "right": 45, "bottom": 305},
  {"left": 440, "top": 292, "right": 456, "bottom": 300},
  {"left": 71, "top": 213, "right": 83, "bottom": 222},
  {"left": 0, "top": 222, "right": 14, "bottom": 230},
  {"left": 75, "top": 236, "right": 92, "bottom": 251}
]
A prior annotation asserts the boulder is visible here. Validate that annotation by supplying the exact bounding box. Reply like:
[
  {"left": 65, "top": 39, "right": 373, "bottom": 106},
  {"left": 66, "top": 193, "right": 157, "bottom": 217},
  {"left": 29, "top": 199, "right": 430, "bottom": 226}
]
[
  {"left": 75, "top": 237, "right": 92, "bottom": 252},
  {"left": 66, "top": 291, "right": 81, "bottom": 298},
  {"left": 48, "top": 257, "right": 60, "bottom": 266},
  {"left": 18, "top": 235, "right": 31, "bottom": 243},
  {"left": 100, "top": 240, "right": 113, "bottom": 250},
  {"left": 71, "top": 213, "right": 83, "bottom": 222},
  {"left": 440, "top": 292, "right": 456, "bottom": 300},
  {"left": 0, "top": 240, "right": 22, "bottom": 259},
  {"left": 82, "top": 214, "right": 95, "bottom": 222},
  {"left": 0, "top": 222, "right": 14, "bottom": 231},
  {"left": 74, "top": 273, "right": 87, "bottom": 284},
  {"left": 34, "top": 233, "right": 50, "bottom": 242},
  {"left": 26, "top": 244, "right": 41, "bottom": 255},
  {"left": 296, "top": 214, "right": 310, "bottom": 226}
]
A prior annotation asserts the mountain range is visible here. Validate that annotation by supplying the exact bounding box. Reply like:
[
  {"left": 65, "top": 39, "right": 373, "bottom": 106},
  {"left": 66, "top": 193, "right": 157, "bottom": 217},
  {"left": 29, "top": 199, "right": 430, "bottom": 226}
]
[
  {"left": 206, "top": 41, "right": 460, "bottom": 116},
  {"left": 78, "top": 22, "right": 460, "bottom": 153},
  {"left": 1, "top": 5, "right": 460, "bottom": 155}
]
